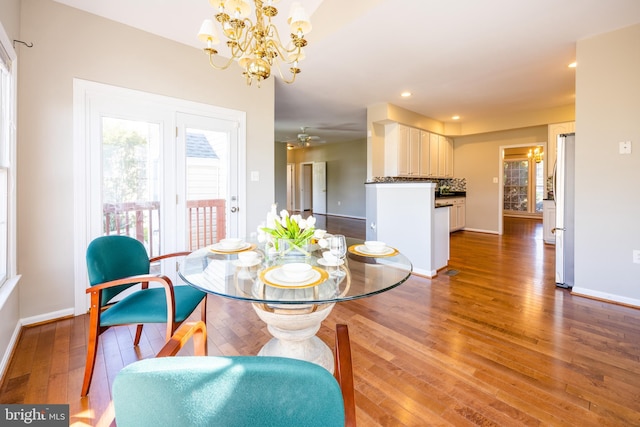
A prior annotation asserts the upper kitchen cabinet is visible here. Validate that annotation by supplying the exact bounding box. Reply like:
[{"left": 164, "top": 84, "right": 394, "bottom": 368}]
[
  {"left": 384, "top": 123, "right": 421, "bottom": 177},
  {"left": 383, "top": 123, "right": 453, "bottom": 178},
  {"left": 419, "top": 130, "right": 432, "bottom": 177},
  {"left": 547, "top": 121, "right": 575, "bottom": 177},
  {"left": 438, "top": 135, "right": 454, "bottom": 178}
]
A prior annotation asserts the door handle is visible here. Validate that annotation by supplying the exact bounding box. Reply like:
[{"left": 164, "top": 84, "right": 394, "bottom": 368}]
[{"left": 230, "top": 207, "right": 239, "bottom": 213}]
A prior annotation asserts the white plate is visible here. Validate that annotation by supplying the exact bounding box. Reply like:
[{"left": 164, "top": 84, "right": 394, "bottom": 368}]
[
  {"left": 355, "top": 244, "right": 395, "bottom": 256},
  {"left": 317, "top": 258, "right": 345, "bottom": 267},
  {"left": 210, "top": 242, "right": 250, "bottom": 252},
  {"left": 264, "top": 268, "right": 320, "bottom": 287},
  {"left": 232, "top": 259, "right": 261, "bottom": 268}
]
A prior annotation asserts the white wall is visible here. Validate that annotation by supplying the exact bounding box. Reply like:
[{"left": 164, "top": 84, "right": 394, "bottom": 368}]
[
  {"left": 16, "top": 0, "right": 275, "bottom": 321},
  {"left": 572, "top": 24, "right": 640, "bottom": 305}
]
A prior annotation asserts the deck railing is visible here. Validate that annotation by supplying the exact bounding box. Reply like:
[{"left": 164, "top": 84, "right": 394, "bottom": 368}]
[{"left": 103, "top": 199, "right": 226, "bottom": 257}]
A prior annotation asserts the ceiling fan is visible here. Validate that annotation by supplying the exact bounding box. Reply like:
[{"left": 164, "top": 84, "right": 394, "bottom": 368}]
[{"left": 283, "top": 127, "right": 325, "bottom": 147}]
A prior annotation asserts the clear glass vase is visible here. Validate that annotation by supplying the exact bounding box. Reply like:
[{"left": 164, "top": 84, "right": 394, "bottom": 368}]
[{"left": 276, "top": 238, "right": 311, "bottom": 259}]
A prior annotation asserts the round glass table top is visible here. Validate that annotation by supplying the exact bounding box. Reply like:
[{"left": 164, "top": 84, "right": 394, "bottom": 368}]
[{"left": 179, "top": 237, "right": 413, "bottom": 305}]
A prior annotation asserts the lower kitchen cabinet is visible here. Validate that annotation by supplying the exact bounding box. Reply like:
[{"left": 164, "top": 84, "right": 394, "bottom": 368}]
[{"left": 449, "top": 197, "right": 466, "bottom": 232}]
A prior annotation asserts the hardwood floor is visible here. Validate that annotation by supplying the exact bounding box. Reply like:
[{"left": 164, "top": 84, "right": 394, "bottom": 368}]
[{"left": 2, "top": 216, "right": 640, "bottom": 426}]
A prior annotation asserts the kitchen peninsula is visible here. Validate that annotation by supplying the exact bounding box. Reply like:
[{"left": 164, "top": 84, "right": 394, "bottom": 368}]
[{"left": 365, "top": 182, "right": 449, "bottom": 277}]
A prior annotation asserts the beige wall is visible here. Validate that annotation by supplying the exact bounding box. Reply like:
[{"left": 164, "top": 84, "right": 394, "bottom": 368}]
[
  {"left": 16, "top": 0, "right": 275, "bottom": 320},
  {"left": 573, "top": 23, "right": 640, "bottom": 303},
  {"left": 454, "top": 127, "right": 548, "bottom": 232},
  {"left": 286, "top": 140, "right": 367, "bottom": 218}
]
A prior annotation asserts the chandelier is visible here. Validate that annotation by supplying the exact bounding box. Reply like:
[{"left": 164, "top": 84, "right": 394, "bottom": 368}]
[
  {"left": 198, "top": 0, "right": 312, "bottom": 87},
  {"left": 528, "top": 146, "right": 544, "bottom": 163}
]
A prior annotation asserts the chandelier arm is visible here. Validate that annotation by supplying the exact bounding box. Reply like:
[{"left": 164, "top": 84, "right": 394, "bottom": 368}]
[
  {"left": 271, "top": 56, "right": 298, "bottom": 84},
  {"left": 207, "top": 52, "right": 236, "bottom": 71},
  {"left": 267, "top": 24, "right": 301, "bottom": 61}
]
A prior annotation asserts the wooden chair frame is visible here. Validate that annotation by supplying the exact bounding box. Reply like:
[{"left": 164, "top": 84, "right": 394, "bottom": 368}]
[
  {"left": 155, "top": 321, "right": 356, "bottom": 426},
  {"left": 82, "top": 251, "right": 207, "bottom": 397}
]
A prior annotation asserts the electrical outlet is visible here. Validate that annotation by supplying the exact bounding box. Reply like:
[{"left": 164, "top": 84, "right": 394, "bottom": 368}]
[
  {"left": 338, "top": 201, "right": 341, "bottom": 206},
  {"left": 634, "top": 250, "right": 640, "bottom": 264}
]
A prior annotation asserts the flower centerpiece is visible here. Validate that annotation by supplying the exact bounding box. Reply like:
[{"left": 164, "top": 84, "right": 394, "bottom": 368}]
[{"left": 258, "top": 204, "right": 327, "bottom": 256}]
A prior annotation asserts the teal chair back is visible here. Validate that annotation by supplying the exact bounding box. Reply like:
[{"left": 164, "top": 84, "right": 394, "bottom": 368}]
[
  {"left": 113, "top": 355, "right": 347, "bottom": 427},
  {"left": 86, "top": 235, "right": 150, "bottom": 306}
]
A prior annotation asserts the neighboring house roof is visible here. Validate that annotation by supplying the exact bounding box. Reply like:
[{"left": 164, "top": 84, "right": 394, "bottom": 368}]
[{"left": 186, "top": 133, "right": 219, "bottom": 159}]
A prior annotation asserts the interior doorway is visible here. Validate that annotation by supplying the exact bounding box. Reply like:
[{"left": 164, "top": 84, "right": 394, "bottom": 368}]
[
  {"left": 300, "top": 163, "right": 313, "bottom": 211},
  {"left": 297, "top": 161, "right": 327, "bottom": 214},
  {"left": 497, "top": 142, "right": 546, "bottom": 234}
]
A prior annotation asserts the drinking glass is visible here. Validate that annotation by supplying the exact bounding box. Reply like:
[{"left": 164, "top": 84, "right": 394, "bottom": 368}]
[{"left": 329, "top": 235, "right": 347, "bottom": 260}]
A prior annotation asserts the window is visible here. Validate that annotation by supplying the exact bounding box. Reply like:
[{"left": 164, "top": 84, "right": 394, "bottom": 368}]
[
  {"left": 0, "top": 24, "right": 16, "bottom": 288},
  {"left": 503, "top": 146, "right": 544, "bottom": 216}
]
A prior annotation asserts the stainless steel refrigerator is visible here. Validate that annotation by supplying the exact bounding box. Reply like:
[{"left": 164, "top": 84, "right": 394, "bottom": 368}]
[{"left": 553, "top": 133, "right": 575, "bottom": 288}]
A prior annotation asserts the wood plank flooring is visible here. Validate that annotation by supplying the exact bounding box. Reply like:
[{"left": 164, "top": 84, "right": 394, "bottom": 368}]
[{"left": 2, "top": 216, "right": 640, "bottom": 426}]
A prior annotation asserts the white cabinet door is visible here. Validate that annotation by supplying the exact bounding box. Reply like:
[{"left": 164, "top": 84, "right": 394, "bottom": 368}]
[
  {"left": 408, "top": 127, "right": 421, "bottom": 176},
  {"left": 429, "top": 132, "right": 439, "bottom": 177},
  {"left": 419, "top": 130, "right": 431, "bottom": 177},
  {"left": 397, "top": 124, "right": 410, "bottom": 176}
]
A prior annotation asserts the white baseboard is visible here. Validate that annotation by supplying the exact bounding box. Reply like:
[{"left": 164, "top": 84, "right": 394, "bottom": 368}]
[
  {"left": 324, "top": 212, "right": 366, "bottom": 220},
  {"left": 571, "top": 287, "right": 640, "bottom": 309},
  {"left": 460, "top": 227, "right": 499, "bottom": 234},
  {"left": 0, "top": 321, "right": 22, "bottom": 380},
  {"left": 21, "top": 308, "right": 75, "bottom": 326}
]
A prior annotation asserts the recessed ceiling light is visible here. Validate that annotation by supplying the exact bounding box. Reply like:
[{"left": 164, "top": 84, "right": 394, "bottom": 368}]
[
  {"left": 452, "top": 115, "right": 460, "bottom": 120},
  {"left": 568, "top": 62, "right": 577, "bottom": 68},
  {"left": 400, "top": 91, "right": 412, "bottom": 98}
]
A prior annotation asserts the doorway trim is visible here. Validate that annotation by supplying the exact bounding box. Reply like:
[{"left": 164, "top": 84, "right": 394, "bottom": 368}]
[
  {"left": 72, "top": 79, "right": 246, "bottom": 315},
  {"left": 497, "top": 141, "right": 547, "bottom": 235}
]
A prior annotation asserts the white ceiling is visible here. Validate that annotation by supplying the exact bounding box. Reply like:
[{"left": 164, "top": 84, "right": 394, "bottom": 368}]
[{"left": 53, "top": 0, "right": 640, "bottom": 145}]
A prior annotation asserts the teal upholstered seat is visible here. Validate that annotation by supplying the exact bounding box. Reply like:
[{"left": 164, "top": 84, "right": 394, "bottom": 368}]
[
  {"left": 81, "top": 235, "right": 207, "bottom": 396},
  {"left": 113, "top": 356, "right": 346, "bottom": 427},
  {"left": 112, "top": 321, "right": 356, "bottom": 427}
]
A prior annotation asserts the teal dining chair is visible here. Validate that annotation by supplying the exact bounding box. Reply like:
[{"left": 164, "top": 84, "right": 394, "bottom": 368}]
[
  {"left": 112, "top": 321, "right": 356, "bottom": 427},
  {"left": 81, "top": 235, "right": 207, "bottom": 396}
]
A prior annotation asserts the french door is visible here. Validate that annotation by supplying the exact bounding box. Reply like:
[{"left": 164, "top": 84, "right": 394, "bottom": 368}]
[{"left": 73, "top": 80, "right": 245, "bottom": 313}]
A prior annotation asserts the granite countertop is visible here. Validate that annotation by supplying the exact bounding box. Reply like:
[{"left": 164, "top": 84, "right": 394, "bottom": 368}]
[{"left": 435, "top": 191, "right": 466, "bottom": 199}]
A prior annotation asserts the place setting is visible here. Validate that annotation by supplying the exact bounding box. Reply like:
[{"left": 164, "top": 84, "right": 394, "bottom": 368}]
[
  {"left": 260, "top": 262, "right": 328, "bottom": 289},
  {"left": 209, "top": 238, "right": 257, "bottom": 254},
  {"left": 348, "top": 240, "right": 398, "bottom": 257}
]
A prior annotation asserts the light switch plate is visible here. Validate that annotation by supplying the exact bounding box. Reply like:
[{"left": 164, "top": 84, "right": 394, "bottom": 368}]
[
  {"left": 250, "top": 171, "right": 259, "bottom": 181},
  {"left": 619, "top": 141, "right": 632, "bottom": 154}
]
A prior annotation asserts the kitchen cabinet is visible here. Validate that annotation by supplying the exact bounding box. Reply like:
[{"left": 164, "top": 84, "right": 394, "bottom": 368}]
[
  {"left": 547, "top": 121, "right": 575, "bottom": 177},
  {"left": 449, "top": 197, "right": 466, "bottom": 232},
  {"left": 383, "top": 123, "right": 453, "bottom": 178},
  {"left": 543, "top": 199, "right": 556, "bottom": 244},
  {"left": 429, "top": 132, "right": 439, "bottom": 177},
  {"left": 438, "top": 135, "right": 454, "bottom": 177},
  {"left": 384, "top": 123, "right": 421, "bottom": 177},
  {"left": 419, "top": 130, "right": 431, "bottom": 176}
]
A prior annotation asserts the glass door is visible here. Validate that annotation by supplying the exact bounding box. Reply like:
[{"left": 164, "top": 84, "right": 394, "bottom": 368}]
[
  {"left": 176, "top": 113, "right": 239, "bottom": 250},
  {"left": 101, "top": 117, "right": 162, "bottom": 256}
]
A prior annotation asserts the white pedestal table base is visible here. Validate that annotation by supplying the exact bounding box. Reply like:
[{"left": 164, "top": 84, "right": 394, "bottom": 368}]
[{"left": 251, "top": 302, "right": 335, "bottom": 373}]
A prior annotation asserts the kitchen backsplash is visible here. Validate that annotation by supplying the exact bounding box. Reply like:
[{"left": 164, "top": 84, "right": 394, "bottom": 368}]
[{"left": 370, "top": 176, "right": 467, "bottom": 192}]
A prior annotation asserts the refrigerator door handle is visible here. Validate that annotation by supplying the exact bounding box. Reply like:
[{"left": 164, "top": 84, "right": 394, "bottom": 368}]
[{"left": 552, "top": 161, "right": 557, "bottom": 205}]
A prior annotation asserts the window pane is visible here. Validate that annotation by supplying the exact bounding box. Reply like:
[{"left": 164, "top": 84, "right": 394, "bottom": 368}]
[
  {"left": 185, "top": 128, "right": 228, "bottom": 250},
  {"left": 101, "top": 117, "right": 161, "bottom": 256}
]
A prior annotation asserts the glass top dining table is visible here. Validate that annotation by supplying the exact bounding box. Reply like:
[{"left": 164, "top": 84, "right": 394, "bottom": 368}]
[{"left": 178, "top": 237, "right": 413, "bottom": 307}]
